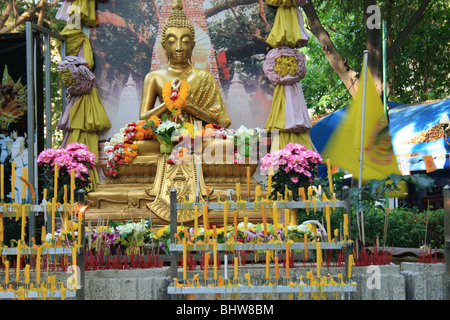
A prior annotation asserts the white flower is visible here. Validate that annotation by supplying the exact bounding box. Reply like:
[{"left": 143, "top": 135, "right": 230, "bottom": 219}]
[
  {"left": 116, "top": 219, "right": 148, "bottom": 235},
  {"left": 237, "top": 221, "right": 254, "bottom": 229},
  {"left": 156, "top": 121, "right": 181, "bottom": 135},
  {"left": 46, "top": 233, "right": 53, "bottom": 243}
]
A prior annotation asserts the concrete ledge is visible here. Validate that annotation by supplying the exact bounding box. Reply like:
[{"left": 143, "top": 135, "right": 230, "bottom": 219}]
[
  {"left": 400, "top": 262, "right": 445, "bottom": 300},
  {"left": 81, "top": 262, "right": 446, "bottom": 300}
]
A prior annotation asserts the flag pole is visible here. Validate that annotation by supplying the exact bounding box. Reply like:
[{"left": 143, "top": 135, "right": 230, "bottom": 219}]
[
  {"left": 358, "top": 50, "right": 369, "bottom": 189},
  {"left": 358, "top": 50, "right": 369, "bottom": 247},
  {"left": 382, "top": 20, "right": 388, "bottom": 122}
]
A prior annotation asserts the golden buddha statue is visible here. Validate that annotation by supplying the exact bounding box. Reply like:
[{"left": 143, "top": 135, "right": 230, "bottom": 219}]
[
  {"left": 86, "top": 0, "right": 262, "bottom": 226},
  {"left": 139, "top": 0, "right": 231, "bottom": 128}
]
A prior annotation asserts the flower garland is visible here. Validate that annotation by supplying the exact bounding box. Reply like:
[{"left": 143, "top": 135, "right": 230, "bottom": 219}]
[{"left": 162, "top": 77, "right": 189, "bottom": 116}]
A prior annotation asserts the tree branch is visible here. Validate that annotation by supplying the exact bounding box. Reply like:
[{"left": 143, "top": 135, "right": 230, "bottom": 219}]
[
  {"left": 302, "top": 1, "right": 359, "bottom": 97},
  {"left": 204, "top": 0, "right": 258, "bottom": 19},
  {"left": 0, "top": 0, "right": 59, "bottom": 33},
  {"left": 0, "top": 0, "right": 14, "bottom": 28},
  {"left": 387, "top": 0, "right": 432, "bottom": 61}
]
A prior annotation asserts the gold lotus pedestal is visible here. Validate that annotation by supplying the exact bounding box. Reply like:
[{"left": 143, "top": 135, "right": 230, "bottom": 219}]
[{"left": 86, "top": 139, "right": 265, "bottom": 226}]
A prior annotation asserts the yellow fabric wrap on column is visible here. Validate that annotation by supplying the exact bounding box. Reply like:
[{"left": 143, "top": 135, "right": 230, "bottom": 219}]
[
  {"left": 60, "top": 28, "right": 94, "bottom": 67},
  {"left": 59, "top": 19, "right": 111, "bottom": 189},
  {"left": 278, "top": 131, "right": 314, "bottom": 151},
  {"left": 265, "top": 84, "right": 314, "bottom": 151},
  {"left": 265, "top": 84, "right": 286, "bottom": 132},
  {"left": 266, "top": 0, "right": 297, "bottom": 7},
  {"left": 266, "top": 4, "right": 303, "bottom": 48},
  {"left": 66, "top": 87, "right": 110, "bottom": 190},
  {"left": 67, "top": 0, "right": 98, "bottom": 27}
]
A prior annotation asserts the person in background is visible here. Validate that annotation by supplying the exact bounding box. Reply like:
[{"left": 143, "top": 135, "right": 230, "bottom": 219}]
[{"left": 9, "top": 124, "right": 28, "bottom": 203}]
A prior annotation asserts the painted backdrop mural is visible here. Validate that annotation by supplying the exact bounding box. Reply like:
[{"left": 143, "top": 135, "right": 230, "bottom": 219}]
[{"left": 91, "top": 0, "right": 277, "bottom": 147}]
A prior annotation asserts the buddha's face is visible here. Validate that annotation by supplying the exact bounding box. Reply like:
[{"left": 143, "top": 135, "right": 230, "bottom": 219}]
[{"left": 163, "top": 27, "right": 195, "bottom": 65}]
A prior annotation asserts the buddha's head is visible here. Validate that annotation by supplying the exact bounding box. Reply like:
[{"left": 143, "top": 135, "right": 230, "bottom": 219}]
[{"left": 161, "top": 0, "right": 196, "bottom": 65}]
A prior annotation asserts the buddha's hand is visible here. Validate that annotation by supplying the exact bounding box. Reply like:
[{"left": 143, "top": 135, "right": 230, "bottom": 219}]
[{"left": 185, "top": 101, "right": 200, "bottom": 117}]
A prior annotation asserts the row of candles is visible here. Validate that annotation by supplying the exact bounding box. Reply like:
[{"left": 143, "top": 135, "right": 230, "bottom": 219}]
[
  {"left": 0, "top": 162, "right": 83, "bottom": 294},
  {"left": 182, "top": 204, "right": 353, "bottom": 281},
  {"left": 178, "top": 162, "right": 351, "bottom": 287},
  {"left": 0, "top": 162, "right": 76, "bottom": 204},
  {"left": 179, "top": 208, "right": 352, "bottom": 285}
]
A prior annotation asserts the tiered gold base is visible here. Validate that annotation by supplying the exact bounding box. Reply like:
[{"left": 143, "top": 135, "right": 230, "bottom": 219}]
[{"left": 86, "top": 140, "right": 266, "bottom": 226}]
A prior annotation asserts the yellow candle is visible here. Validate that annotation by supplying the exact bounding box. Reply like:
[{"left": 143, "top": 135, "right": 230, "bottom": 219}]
[
  {"left": 52, "top": 198, "right": 56, "bottom": 242},
  {"left": 24, "top": 264, "right": 30, "bottom": 284},
  {"left": 274, "top": 257, "right": 279, "bottom": 279},
  {"left": 64, "top": 185, "right": 67, "bottom": 204},
  {"left": 204, "top": 252, "right": 209, "bottom": 280},
  {"left": 267, "top": 174, "right": 272, "bottom": 199},
  {"left": 303, "top": 233, "right": 308, "bottom": 260},
  {"left": 272, "top": 203, "right": 278, "bottom": 236},
  {"left": 261, "top": 205, "right": 267, "bottom": 238},
  {"left": 1, "top": 164, "right": 4, "bottom": 200},
  {"left": 307, "top": 186, "right": 313, "bottom": 200},
  {"left": 343, "top": 214, "right": 349, "bottom": 240},
  {"left": 298, "top": 187, "right": 305, "bottom": 201},
  {"left": 43, "top": 188, "right": 47, "bottom": 201},
  {"left": 285, "top": 242, "right": 290, "bottom": 279},
  {"left": 265, "top": 251, "right": 270, "bottom": 279},
  {"left": 70, "top": 169, "right": 75, "bottom": 204},
  {"left": 284, "top": 206, "right": 288, "bottom": 239},
  {"left": 16, "top": 240, "right": 21, "bottom": 284},
  {"left": 348, "top": 254, "right": 354, "bottom": 278},
  {"left": 223, "top": 201, "right": 228, "bottom": 237},
  {"left": 0, "top": 218, "right": 3, "bottom": 243},
  {"left": 194, "top": 205, "right": 198, "bottom": 240},
  {"left": 78, "top": 207, "right": 83, "bottom": 247},
  {"left": 327, "top": 158, "right": 334, "bottom": 197},
  {"left": 246, "top": 166, "right": 250, "bottom": 198},
  {"left": 316, "top": 241, "right": 322, "bottom": 278},
  {"left": 213, "top": 239, "right": 218, "bottom": 280},
  {"left": 244, "top": 216, "right": 248, "bottom": 231},
  {"left": 36, "top": 246, "right": 42, "bottom": 284},
  {"left": 11, "top": 161, "right": 15, "bottom": 201},
  {"left": 21, "top": 167, "right": 26, "bottom": 201},
  {"left": 203, "top": 204, "right": 209, "bottom": 231},
  {"left": 4, "top": 260, "right": 9, "bottom": 284},
  {"left": 326, "top": 205, "right": 331, "bottom": 242},
  {"left": 234, "top": 256, "right": 238, "bottom": 282},
  {"left": 41, "top": 226, "right": 46, "bottom": 244},
  {"left": 54, "top": 162, "right": 59, "bottom": 201},
  {"left": 236, "top": 182, "right": 241, "bottom": 200},
  {"left": 21, "top": 205, "right": 26, "bottom": 241},
  {"left": 233, "top": 211, "right": 237, "bottom": 242},
  {"left": 183, "top": 237, "right": 187, "bottom": 280}
]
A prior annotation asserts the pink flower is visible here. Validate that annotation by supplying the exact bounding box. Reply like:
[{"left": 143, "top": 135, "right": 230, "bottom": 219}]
[{"left": 291, "top": 177, "right": 299, "bottom": 183}]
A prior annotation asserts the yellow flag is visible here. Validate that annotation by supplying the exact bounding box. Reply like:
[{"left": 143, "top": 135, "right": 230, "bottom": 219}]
[{"left": 322, "top": 65, "right": 400, "bottom": 181}]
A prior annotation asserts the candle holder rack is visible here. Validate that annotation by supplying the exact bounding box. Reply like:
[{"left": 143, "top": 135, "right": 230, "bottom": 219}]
[
  {"left": 167, "top": 187, "right": 357, "bottom": 300},
  {"left": 0, "top": 191, "right": 86, "bottom": 300}
]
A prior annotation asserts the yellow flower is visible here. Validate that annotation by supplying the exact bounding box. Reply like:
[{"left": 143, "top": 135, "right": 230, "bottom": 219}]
[
  {"left": 182, "top": 122, "right": 195, "bottom": 138},
  {"left": 157, "top": 225, "right": 169, "bottom": 238},
  {"left": 149, "top": 115, "right": 160, "bottom": 127}
]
